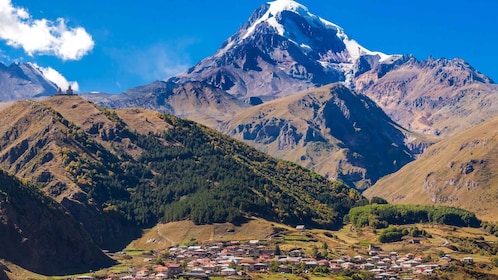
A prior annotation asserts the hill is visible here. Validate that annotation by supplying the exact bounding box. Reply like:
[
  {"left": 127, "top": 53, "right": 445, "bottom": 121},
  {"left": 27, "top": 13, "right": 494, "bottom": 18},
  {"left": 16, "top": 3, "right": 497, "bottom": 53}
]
[
  {"left": 0, "top": 170, "right": 114, "bottom": 275},
  {"left": 218, "top": 83, "right": 421, "bottom": 189},
  {"left": 0, "top": 95, "right": 367, "bottom": 251},
  {"left": 364, "top": 116, "right": 498, "bottom": 222}
]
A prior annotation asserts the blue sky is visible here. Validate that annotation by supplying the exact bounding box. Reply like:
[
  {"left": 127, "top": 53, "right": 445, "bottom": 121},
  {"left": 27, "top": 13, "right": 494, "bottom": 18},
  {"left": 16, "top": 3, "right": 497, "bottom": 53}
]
[{"left": 1, "top": 0, "right": 497, "bottom": 93}]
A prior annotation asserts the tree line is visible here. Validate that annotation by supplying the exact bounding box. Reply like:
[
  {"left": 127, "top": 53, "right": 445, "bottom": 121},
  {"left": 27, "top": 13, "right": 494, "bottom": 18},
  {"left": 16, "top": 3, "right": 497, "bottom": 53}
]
[{"left": 345, "top": 204, "right": 481, "bottom": 229}]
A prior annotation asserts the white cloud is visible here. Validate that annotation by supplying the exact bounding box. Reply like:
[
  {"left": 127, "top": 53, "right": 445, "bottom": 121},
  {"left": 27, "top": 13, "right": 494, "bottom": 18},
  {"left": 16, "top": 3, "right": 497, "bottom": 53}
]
[
  {"left": 0, "top": 0, "right": 94, "bottom": 60},
  {"left": 32, "top": 63, "right": 79, "bottom": 91},
  {"left": 108, "top": 41, "right": 194, "bottom": 84}
]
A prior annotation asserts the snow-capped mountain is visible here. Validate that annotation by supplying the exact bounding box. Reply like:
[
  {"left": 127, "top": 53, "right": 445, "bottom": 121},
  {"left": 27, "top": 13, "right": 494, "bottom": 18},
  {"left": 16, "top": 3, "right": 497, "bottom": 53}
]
[
  {"left": 0, "top": 62, "right": 58, "bottom": 101},
  {"left": 171, "top": 0, "right": 401, "bottom": 101}
]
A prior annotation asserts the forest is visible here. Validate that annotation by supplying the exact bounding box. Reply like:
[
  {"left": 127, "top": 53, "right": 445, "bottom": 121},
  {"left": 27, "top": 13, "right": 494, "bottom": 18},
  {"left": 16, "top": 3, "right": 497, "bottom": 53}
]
[
  {"left": 346, "top": 204, "right": 481, "bottom": 229},
  {"left": 59, "top": 110, "right": 368, "bottom": 229}
]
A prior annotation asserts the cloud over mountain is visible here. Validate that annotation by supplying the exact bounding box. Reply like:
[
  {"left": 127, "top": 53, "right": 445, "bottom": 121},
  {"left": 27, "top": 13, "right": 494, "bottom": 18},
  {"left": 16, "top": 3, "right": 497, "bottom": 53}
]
[
  {"left": 0, "top": 0, "right": 94, "bottom": 60},
  {"left": 33, "top": 63, "right": 79, "bottom": 91}
]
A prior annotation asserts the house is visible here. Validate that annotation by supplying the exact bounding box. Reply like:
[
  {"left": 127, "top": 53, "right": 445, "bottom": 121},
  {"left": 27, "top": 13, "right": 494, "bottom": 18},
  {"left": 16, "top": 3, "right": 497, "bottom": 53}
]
[
  {"left": 422, "top": 269, "right": 434, "bottom": 275},
  {"left": 402, "top": 260, "right": 420, "bottom": 269},
  {"left": 253, "top": 263, "right": 267, "bottom": 272},
  {"left": 305, "top": 261, "right": 319, "bottom": 269},
  {"left": 360, "top": 263, "right": 375, "bottom": 270},
  {"left": 221, "top": 268, "right": 237, "bottom": 276},
  {"left": 289, "top": 249, "right": 303, "bottom": 257},
  {"left": 296, "top": 225, "right": 305, "bottom": 231},
  {"left": 461, "top": 257, "right": 474, "bottom": 264},
  {"left": 167, "top": 263, "right": 183, "bottom": 277},
  {"left": 278, "top": 265, "right": 292, "bottom": 273},
  {"left": 341, "top": 262, "right": 355, "bottom": 269},
  {"left": 353, "top": 255, "right": 365, "bottom": 263}
]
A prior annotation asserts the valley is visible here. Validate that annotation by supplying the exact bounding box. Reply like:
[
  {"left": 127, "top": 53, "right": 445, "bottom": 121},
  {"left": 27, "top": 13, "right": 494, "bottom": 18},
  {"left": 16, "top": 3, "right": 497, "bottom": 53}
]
[
  {"left": 0, "top": 0, "right": 497, "bottom": 279},
  {"left": 4, "top": 219, "right": 498, "bottom": 279}
]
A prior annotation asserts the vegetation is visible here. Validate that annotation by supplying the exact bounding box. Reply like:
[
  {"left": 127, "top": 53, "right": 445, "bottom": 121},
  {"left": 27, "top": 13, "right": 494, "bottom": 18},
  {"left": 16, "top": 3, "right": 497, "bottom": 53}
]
[
  {"left": 377, "top": 226, "right": 430, "bottom": 243},
  {"left": 57, "top": 109, "right": 368, "bottom": 229},
  {"left": 346, "top": 204, "right": 480, "bottom": 229},
  {"left": 482, "top": 222, "right": 498, "bottom": 237}
]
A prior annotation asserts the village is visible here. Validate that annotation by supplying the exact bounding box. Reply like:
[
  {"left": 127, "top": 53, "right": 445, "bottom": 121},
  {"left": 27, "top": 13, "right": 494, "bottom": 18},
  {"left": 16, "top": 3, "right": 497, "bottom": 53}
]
[{"left": 77, "top": 226, "right": 479, "bottom": 280}]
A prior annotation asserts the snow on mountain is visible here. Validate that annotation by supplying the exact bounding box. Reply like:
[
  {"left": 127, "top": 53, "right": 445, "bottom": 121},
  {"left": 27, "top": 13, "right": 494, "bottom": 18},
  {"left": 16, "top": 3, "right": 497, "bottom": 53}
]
[
  {"left": 237, "top": 0, "right": 391, "bottom": 62},
  {"left": 173, "top": 0, "right": 401, "bottom": 100}
]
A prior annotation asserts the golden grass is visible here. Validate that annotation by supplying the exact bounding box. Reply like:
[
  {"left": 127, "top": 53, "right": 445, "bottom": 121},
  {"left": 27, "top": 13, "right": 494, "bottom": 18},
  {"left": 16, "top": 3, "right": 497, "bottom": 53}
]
[
  {"left": 127, "top": 218, "right": 279, "bottom": 250},
  {"left": 365, "top": 116, "right": 498, "bottom": 222}
]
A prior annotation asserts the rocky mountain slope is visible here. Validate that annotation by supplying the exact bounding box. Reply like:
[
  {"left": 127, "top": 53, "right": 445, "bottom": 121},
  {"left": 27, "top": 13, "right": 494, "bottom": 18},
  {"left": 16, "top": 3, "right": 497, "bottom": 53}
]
[
  {"left": 355, "top": 56, "right": 498, "bottom": 137},
  {"left": 85, "top": 0, "right": 400, "bottom": 115},
  {"left": 84, "top": 80, "right": 250, "bottom": 126},
  {"left": 171, "top": 0, "right": 398, "bottom": 101},
  {"left": 0, "top": 170, "right": 114, "bottom": 275},
  {"left": 364, "top": 116, "right": 498, "bottom": 222},
  {"left": 0, "top": 62, "right": 57, "bottom": 101},
  {"left": 0, "top": 95, "right": 367, "bottom": 252},
  {"left": 218, "top": 83, "right": 418, "bottom": 189}
]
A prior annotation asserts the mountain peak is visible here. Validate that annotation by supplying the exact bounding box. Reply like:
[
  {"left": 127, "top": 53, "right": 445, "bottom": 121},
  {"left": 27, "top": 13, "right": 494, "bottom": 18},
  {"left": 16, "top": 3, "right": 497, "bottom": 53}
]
[
  {"left": 224, "top": 0, "right": 393, "bottom": 62},
  {"left": 173, "top": 0, "right": 400, "bottom": 100}
]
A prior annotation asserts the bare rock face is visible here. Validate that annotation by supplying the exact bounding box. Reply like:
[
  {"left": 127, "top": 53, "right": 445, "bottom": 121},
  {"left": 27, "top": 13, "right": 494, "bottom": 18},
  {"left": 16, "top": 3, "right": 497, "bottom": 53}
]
[{"left": 219, "top": 84, "right": 416, "bottom": 189}]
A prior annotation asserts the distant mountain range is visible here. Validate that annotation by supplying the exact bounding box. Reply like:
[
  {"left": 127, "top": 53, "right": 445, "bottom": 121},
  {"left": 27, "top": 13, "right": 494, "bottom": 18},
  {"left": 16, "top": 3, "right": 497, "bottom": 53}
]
[
  {"left": 82, "top": 0, "right": 497, "bottom": 187},
  {"left": 354, "top": 56, "right": 498, "bottom": 136},
  {"left": 0, "top": 62, "right": 57, "bottom": 101}
]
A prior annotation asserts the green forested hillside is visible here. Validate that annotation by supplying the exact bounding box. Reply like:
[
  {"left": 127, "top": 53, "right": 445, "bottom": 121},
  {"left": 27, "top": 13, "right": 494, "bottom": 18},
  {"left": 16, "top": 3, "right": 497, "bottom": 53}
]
[
  {"left": 0, "top": 96, "right": 368, "bottom": 252},
  {"left": 64, "top": 112, "right": 368, "bottom": 229}
]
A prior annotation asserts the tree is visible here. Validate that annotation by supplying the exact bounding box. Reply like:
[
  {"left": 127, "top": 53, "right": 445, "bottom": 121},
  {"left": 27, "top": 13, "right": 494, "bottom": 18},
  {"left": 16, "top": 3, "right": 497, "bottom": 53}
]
[
  {"left": 274, "top": 244, "right": 282, "bottom": 256},
  {"left": 370, "top": 197, "right": 388, "bottom": 204},
  {"left": 229, "top": 260, "right": 237, "bottom": 269},
  {"left": 492, "top": 257, "right": 498, "bottom": 268}
]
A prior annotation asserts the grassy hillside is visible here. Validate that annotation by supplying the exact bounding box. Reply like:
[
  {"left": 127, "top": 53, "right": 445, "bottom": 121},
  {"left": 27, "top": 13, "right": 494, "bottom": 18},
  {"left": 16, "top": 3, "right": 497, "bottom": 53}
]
[
  {"left": 127, "top": 218, "right": 280, "bottom": 250},
  {"left": 0, "top": 96, "right": 368, "bottom": 251},
  {"left": 365, "top": 116, "right": 498, "bottom": 222}
]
